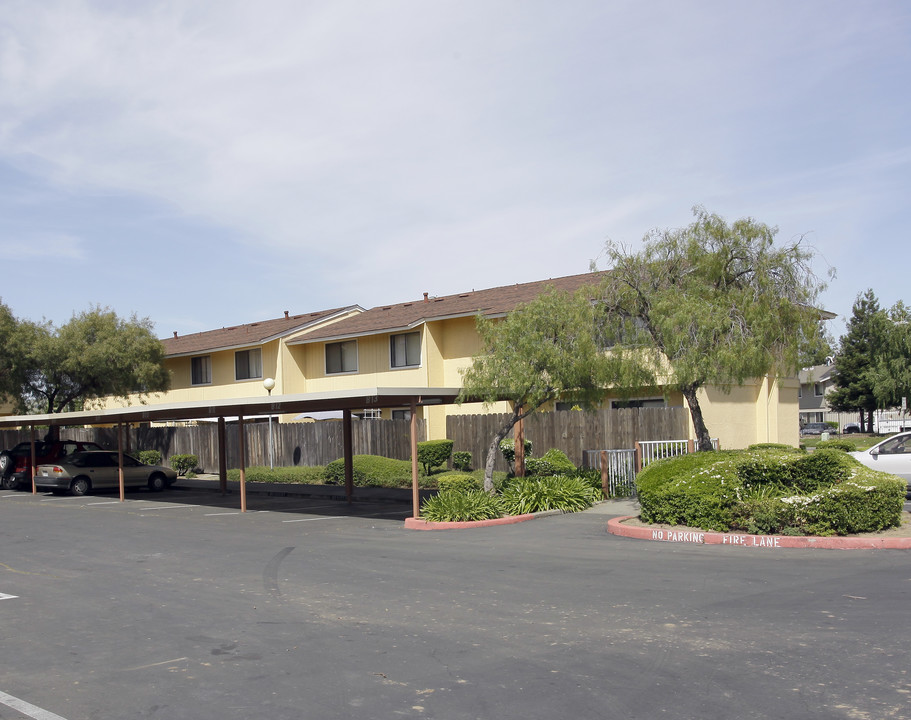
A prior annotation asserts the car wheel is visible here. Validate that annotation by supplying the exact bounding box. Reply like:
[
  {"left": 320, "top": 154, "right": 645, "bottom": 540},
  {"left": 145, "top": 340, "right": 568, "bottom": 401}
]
[
  {"left": 148, "top": 473, "right": 167, "bottom": 492},
  {"left": 70, "top": 477, "right": 91, "bottom": 496},
  {"left": 2, "top": 475, "right": 19, "bottom": 491},
  {"left": 0, "top": 452, "right": 12, "bottom": 479}
]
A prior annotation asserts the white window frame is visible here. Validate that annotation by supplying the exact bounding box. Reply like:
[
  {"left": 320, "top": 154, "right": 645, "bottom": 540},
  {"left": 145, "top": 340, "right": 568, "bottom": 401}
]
[
  {"left": 390, "top": 331, "right": 421, "bottom": 369},
  {"left": 191, "top": 355, "right": 212, "bottom": 386},
  {"left": 814, "top": 383, "right": 825, "bottom": 397},
  {"left": 326, "top": 340, "right": 358, "bottom": 374},
  {"left": 235, "top": 348, "right": 263, "bottom": 381}
]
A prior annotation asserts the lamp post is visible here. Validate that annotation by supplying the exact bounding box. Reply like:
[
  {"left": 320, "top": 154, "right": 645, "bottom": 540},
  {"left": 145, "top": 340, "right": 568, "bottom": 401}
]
[{"left": 263, "top": 377, "right": 275, "bottom": 470}]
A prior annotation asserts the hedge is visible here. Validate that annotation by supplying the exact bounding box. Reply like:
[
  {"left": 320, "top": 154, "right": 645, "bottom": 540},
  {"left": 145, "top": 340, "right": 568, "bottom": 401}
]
[{"left": 636, "top": 448, "right": 905, "bottom": 535}]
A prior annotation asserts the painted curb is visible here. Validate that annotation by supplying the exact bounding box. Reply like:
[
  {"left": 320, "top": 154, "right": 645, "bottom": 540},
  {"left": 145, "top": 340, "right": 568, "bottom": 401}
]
[
  {"left": 607, "top": 516, "right": 911, "bottom": 550},
  {"left": 404, "top": 511, "right": 556, "bottom": 530}
]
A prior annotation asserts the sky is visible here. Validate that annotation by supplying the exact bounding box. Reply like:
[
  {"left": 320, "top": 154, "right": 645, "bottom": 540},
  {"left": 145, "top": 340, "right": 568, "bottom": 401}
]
[{"left": 0, "top": 0, "right": 908, "bottom": 342}]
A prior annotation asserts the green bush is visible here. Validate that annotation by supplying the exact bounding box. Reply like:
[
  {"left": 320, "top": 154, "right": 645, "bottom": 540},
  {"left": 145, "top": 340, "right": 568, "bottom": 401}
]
[
  {"left": 748, "top": 443, "right": 802, "bottom": 453},
  {"left": 814, "top": 439, "right": 856, "bottom": 452},
  {"left": 499, "top": 437, "right": 533, "bottom": 470},
  {"left": 420, "top": 489, "right": 504, "bottom": 522},
  {"left": 452, "top": 451, "right": 472, "bottom": 472},
  {"left": 416, "top": 439, "right": 454, "bottom": 474},
  {"left": 636, "top": 447, "right": 905, "bottom": 535},
  {"left": 437, "top": 472, "right": 483, "bottom": 493},
  {"left": 136, "top": 450, "right": 162, "bottom": 466},
  {"left": 325, "top": 455, "right": 429, "bottom": 488},
  {"left": 525, "top": 448, "right": 577, "bottom": 476},
  {"left": 170, "top": 454, "right": 199, "bottom": 476},
  {"left": 227, "top": 465, "right": 327, "bottom": 484},
  {"left": 500, "top": 475, "right": 602, "bottom": 515}
]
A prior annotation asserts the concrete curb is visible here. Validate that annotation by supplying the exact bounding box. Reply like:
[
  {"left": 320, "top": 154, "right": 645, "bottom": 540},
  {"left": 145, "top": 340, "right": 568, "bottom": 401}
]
[
  {"left": 607, "top": 516, "right": 911, "bottom": 550},
  {"left": 404, "top": 509, "right": 564, "bottom": 530}
]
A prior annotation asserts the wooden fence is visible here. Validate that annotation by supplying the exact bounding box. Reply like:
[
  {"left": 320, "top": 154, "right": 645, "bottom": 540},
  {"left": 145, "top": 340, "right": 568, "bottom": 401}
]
[
  {"left": 1, "top": 407, "right": 689, "bottom": 474},
  {"left": 0, "top": 418, "right": 424, "bottom": 472},
  {"left": 447, "top": 407, "right": 690, "bottom": 473}
]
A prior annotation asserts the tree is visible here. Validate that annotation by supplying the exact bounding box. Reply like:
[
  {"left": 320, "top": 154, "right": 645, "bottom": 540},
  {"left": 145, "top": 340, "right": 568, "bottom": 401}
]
[
  {"left": 11, "top": 307, "right": 171, "bottom": 423},
  {"left": 868, "top": 301, "right": 911, "bottom": 412},
  {"left": 458, "top": 287, "right": 614, "bottom": 491},
  {"left": 595, "top": 206, "right": 829, "bottom": 451},
  {"left": 828, "top": 290, "right": 890, "bottom": 432},
  {"left": 0, "top": 299, "right": 23, "bottom": 405}
]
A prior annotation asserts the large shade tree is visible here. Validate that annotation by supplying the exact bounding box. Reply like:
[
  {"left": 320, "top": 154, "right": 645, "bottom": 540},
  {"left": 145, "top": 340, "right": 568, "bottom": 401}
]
[
  {"left": 8, "top": 307, "right": 171, "bottom": 422},
  {"left": 595, "top": 206, "right": 830, "bottom": 451},
  {"left": 871, "top": 301, "right": 911, "bottom": 410},
  {"left": 458, "top": 286, "right": 616, "bottom": 491}
]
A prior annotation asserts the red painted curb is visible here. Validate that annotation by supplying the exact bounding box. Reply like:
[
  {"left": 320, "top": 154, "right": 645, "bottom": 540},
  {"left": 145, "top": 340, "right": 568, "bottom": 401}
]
[
  {"left": 404, "top": 513, "right": 537, "bottom": 530},
  {"left": 607, "top": 516, "right": 911, "bottom": 550}
]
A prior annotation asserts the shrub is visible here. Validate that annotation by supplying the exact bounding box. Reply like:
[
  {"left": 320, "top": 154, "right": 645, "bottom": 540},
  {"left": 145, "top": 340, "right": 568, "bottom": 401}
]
[
  {"left": 420, "top": 489, "right": 504, "bottom": 522},
  {"left": 437, "top": 472, "right": 483, "bottom": 493},
  {"left": 814, "top": 439, "right": 856, "bottom": 452},
  {"left": 416, "top": 439, "right": 454, "bottom": 474},
  {"left": 500, "top": 475, "right": 602, "bottom": 515},
  {"left": 452, "top": 451, "right": 472, "bottom": 472},
  {"left": 525, "top": 448, "right": 576, "bottom": 477},
  {"left": 170, "top": 454, "right": 199, "bottom": 476},
  {"left": 499, "top": 438, "right": 533, "bottom": 471},
  {"left": 137, "top": 450, "right": 162, "bottom": 466},
  {"left": 227, "top": 466, "right": 327, "bottom": 484},
  {"left": 325, "top": 455, "right": 424, "bottom": 488},
  {"left": 636, "top": 448, "right": 905, "bottom": 535}
]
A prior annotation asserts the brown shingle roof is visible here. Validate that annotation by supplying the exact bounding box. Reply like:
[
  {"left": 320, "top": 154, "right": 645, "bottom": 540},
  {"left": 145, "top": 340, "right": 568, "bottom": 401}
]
[
  {"left": 162, "top": 307, "right": 359, "bottom": 357},
  {"left": 290, "top": 272, "right": 605, "bottom": 344}
]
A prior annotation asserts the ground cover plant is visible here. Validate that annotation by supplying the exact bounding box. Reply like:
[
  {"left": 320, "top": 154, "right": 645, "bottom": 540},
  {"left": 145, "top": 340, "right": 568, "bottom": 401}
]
[{"left": 636, "top": 447, "right": 905, "bottom": 536}]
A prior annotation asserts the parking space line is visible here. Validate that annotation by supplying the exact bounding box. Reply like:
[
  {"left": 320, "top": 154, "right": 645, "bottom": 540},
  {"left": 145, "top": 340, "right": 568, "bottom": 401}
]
[
  {"left": 0, "top": 690, "right": 68, "bottom": 720},
  {"left": 281, "top": 516, "right": 355, "bottom": 523},
  {"left": 204, "top": 512, "right": 241, "bottom": 516},
  {"left": 138, "top": 504, "right": 199, "bottom": 510}
]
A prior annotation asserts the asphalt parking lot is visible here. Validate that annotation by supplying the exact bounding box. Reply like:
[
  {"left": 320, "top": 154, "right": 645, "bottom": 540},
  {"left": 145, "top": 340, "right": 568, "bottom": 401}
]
[{"left": 2, "top": 488, "right": 910, "bottom": 720}]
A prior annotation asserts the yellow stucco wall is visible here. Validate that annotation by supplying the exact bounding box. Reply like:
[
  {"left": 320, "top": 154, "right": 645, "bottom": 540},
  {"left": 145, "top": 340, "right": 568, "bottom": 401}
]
[{"left": 96, "top": 309, "right": 800, "bottom": 447}]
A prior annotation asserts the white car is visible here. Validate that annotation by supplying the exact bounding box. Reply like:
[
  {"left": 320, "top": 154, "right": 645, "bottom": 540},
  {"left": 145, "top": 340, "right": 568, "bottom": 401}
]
[{"left": 849, "top": 432, "right": 911, "bottom": 492}]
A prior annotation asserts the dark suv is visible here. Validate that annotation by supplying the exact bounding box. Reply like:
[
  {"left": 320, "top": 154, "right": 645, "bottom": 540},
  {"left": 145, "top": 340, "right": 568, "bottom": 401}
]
[{"left": 0, "top": 440, "right": 105, "bottom": 490}]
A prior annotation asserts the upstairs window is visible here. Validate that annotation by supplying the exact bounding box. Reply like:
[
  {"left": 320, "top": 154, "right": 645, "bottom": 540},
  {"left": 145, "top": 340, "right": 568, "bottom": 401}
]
[
  {"left": 390, "top": 332, "right": 421, "bottom": 368},
  {"left": 814, "top": 383, "right": 825, "bottom": 397},
  {"left": 191, "top": 355, "right": 212, "bottom": 385},
  {"left": 326, "top": 340, "right": 357, "bottom": 374},
  {"left": 235, "top": 348, "right": 263, "bottom": 381}
]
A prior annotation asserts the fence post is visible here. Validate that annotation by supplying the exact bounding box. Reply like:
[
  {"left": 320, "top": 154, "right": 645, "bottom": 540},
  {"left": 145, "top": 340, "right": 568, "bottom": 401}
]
[
  {"left": 634, "top": 441, "right": 642, "bottom": 474},
  {"left": 687, "top": 439, "right": 695, "bottom": 454},
  {"left": 600, "top": 450, "right": 608, "bottom": 499}
]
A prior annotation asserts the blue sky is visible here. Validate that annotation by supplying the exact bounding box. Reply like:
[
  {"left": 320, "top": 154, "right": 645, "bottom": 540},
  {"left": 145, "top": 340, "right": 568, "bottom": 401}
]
[{"left": 0, "top": 0, "right": 908, "bottom": 341}]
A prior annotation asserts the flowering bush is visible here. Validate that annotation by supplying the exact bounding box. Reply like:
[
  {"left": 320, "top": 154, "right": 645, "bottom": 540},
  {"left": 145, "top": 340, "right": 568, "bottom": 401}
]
[{"left": 637, "top": 448, "right": 905, "bottom": 535}]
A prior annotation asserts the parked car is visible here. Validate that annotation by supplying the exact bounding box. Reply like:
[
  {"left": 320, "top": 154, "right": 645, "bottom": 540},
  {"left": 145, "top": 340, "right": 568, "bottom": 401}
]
[
  {"left": 0, "top": 439, "right": 106, "bottom": 490},
  {"left": 34, "top": 451, "right": 178, "bottom": 496},
  {"left": 801, "top": 422, "right": 835, "bottom": 436},
  {"left": 843, "top": 422, "right": 861, "bottom": 434},
  {"left": 849, "top": 431, "right": 911, "bottom": 494}
]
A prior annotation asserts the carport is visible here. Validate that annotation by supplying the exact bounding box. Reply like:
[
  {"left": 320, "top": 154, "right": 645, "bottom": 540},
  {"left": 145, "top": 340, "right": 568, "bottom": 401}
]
[{"left": 0, "top": 387, "right": 462, "bottom": 517}]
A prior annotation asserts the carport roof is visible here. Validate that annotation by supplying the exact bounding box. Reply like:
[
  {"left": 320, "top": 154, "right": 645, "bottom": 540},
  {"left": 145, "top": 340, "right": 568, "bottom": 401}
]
[{"left": 0, "top": 387, "right": 464, "bottom": 429}]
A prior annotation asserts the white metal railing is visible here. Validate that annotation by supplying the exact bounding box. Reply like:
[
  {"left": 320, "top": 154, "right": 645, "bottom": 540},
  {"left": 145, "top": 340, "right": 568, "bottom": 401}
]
[
  {"left": 585, "top": 438, "right": 719, "bottom": 497},
  {"left": 583, "top": 449, "right": 637, "bottom": 497}
]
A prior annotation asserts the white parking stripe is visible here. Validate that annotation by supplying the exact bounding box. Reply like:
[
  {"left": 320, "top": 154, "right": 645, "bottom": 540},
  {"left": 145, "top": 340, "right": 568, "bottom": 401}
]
[
  {"left": 138, "top": 504, "right": 198, "bottom": 510},
  {"left": 281, "top": 516, "right": 354, "bottom": 523},
  {"left": 0, "top": 690, "right": 69, "bottom": 720}
]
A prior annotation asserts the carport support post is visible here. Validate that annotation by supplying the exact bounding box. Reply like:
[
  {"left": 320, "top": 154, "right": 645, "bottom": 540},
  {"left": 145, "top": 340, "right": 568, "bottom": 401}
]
[
  {"left": 410, "top": 399, "right": 419, "bottom": 518},
  {"left": 343, "top": 409, "right": 353, "bottom": 504},
  {"left": 117, "top": 423, "right": 125, "bottom": 502},
  {"left": 238, "top": 414, "right": 247, "bottom": 513},
  {"left": 217, "top": 417, "right": 227, "bottom": 494},
  {"left": 30, "top": 424, "right": 37, "bottom": 494},
  {"left": 600, "top": 450, "right": 609, "bottom": 499}
]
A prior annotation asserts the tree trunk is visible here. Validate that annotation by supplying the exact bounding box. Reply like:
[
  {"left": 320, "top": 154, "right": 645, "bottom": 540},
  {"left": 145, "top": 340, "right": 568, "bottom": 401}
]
[
  {"left": 483, "top": 413, "right": 520, "bottom": 492},
  {"left": 680, "top": 382, "right": 714, "bottom": 451}
]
